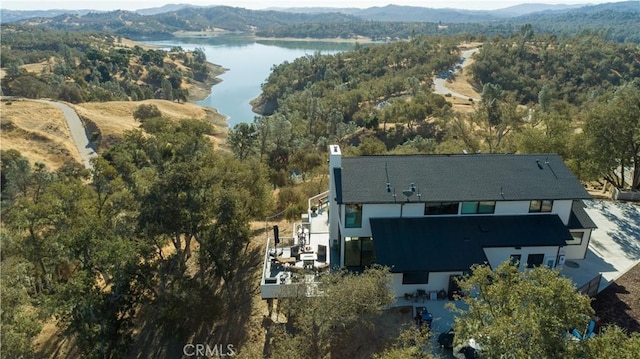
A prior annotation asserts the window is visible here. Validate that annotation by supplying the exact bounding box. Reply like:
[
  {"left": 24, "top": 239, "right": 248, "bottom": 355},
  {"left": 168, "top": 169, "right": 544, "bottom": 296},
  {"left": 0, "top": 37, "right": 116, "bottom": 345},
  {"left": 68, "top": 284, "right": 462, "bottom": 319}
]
[
  {"left": 345, "top": 204, "right": 362, "bottom": 228},
  {"left": 509, "top": 254, "right": 521, "bottom": 266},
  {"left": 461, "top": 201, "right": 496, "bottom": 214},
  {"left": 403, "top": 271, "right": 429, "bottom": 284},
  {"left": 529, "top": 200, "right": 553, "bottom": 213},
  {"left": 424, "top": 202, "right": 459, "bottom": 215},
  {"left": 526, "top": 254, "right": 545, "bottom": 268},
  {"left": 478, "top": 201, "right": 496, "bottom": 214},
  {"left": 566, "top": 231, "right": 583, "bottom": 245},
  {"left": 345, "top": 237, "right": 374, "bottom": 267}
]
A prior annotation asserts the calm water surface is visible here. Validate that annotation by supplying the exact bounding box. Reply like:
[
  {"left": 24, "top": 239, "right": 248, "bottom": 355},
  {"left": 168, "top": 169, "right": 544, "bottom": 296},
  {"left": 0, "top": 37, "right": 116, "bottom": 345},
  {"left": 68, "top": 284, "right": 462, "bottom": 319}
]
[{"left": 143, "top": 36, "right": 354, "bottom": 127}]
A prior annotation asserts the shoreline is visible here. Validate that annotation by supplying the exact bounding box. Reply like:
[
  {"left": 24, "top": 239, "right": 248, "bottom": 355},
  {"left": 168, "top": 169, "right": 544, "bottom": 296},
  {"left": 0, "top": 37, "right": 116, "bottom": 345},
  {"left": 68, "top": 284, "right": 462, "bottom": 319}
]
[
  {"left": 185, "top": 62, "right": 227, "bottom": 104},
  {"left": 171, "top": 30, "right": 374, "bottom": 43}
]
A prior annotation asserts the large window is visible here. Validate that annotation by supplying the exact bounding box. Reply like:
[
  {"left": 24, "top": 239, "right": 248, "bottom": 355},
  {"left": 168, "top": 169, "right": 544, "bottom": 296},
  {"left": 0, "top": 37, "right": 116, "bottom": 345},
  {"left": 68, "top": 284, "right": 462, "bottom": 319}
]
[
  {"left": 344, "top": 237, "right": 374, "bottom": 267},
  {"left": 461, "top": 201, "right": 496, "bottom": 214},
  {"left": 424, "top": 202, "right": 459, "bottom": 215},
  {"left": 403, "top": 271, "right": 429, "bottom": 284},
  {"left": 529, "top": 200, "right": 553, "bottom": 213},
  {"left": 566, "top": 231, "right": 583, "bottom": 245},
  {"left": 527, "top": 254, "right": 545, "bottom": 268},
  {"left": 345, "top": 204, "right": 363, "bottom": 228}
]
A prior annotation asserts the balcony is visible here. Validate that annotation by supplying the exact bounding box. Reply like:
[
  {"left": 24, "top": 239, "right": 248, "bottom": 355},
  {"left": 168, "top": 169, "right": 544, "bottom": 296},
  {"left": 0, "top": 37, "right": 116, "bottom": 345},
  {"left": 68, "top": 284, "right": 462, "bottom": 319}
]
[{"left": 260, "top": 191, "right": 333, "bottom": 299}]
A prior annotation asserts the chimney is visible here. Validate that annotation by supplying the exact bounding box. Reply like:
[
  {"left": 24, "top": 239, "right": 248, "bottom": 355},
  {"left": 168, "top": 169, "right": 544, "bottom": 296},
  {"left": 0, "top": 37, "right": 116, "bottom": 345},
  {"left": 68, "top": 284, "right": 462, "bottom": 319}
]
[{"left": 328, "top": 145, "right": 342, "bottom": 253}]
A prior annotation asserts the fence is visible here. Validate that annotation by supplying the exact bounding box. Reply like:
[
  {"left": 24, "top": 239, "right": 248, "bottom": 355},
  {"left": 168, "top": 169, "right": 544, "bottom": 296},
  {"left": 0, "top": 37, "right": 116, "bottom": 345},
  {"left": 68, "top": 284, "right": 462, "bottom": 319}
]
[{"left": 577, "top": 274, "right": 602, "bottom": 297}]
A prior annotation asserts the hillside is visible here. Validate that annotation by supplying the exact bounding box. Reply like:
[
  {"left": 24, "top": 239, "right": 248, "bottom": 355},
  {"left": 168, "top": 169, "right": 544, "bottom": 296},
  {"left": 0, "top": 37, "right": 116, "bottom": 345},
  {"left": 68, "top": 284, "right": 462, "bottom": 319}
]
[
  {"left": 0, "top": 100, "right": 81, "bottom": 170},
  {"left": 0, "top": 98, "right": 227, "bottom": 170},
  {"left": 6, "top": 2, "right": 640, "bottom": 42},
  {"left": 0, "top": 26, "right": 225, "bottom": 104}
]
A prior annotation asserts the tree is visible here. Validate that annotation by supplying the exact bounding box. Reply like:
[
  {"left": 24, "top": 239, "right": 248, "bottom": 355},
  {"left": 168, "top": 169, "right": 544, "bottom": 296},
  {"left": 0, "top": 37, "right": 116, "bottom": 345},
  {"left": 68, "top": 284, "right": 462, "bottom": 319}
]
[
  {"left": 0, "top": 242, "right": 42, "bottom": 359},
  {"left": 199, "top": 194, "right": 251, "bottom": 305},
  {"left": 358, "top": 136, "right": 387, "bottom": 155},
  {"left": 374, "top": 326, "right": 434, "bottom": 359},
  {"left": 270, "top": 266, "right": 396, "bottom": 359},
  {"left": 57, "top": 83, "right": 85, "bottom": 103},
  {"left": 132, "top": 103, "right": 162, "bottom": 121},
  {"left": 577, "top": 325, "right": 640, "bottom": 358},
  {"left": 227, "top": 122, "right": 258, "bottom": 161},
  {"left": 449, "top": 262, "right": 593, "bottom": 358},
  {"left": 581, "top": 81, "right": 640, "bottom": 190},
  {"left": 474, "top": 87, "right": 523, "bottom": 153}
]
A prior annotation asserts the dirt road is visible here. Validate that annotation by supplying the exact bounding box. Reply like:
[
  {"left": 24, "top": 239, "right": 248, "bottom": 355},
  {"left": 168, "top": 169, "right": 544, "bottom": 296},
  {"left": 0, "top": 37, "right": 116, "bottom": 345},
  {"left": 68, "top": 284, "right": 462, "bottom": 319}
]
[{"left": 35, "top": 100, "right": 98, "bottom": 169}]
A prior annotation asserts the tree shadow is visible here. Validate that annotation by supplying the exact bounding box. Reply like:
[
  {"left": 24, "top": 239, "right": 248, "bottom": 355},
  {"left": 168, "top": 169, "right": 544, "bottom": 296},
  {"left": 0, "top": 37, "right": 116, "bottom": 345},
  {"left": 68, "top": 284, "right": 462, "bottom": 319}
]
[
  {"left": 600, "top": 202, "right": 640, "bottom": 260},
  {"left": 36, "top": 325, "right": 80, "bottom": 359},
  {"left": 592, "top": 281, "right": 640, "bottom": 333},
  {"left": 129, "top": 244, "right": 265, "bottom": 358},
  {"left": 588, "top": 201, "right": 640, "bottom": 260}
]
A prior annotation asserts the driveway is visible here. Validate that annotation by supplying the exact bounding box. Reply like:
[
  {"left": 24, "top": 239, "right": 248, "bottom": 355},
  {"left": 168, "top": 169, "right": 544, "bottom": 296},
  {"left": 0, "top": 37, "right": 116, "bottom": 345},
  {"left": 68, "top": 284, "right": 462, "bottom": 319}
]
[
  {"left": 561, "top": 200, "right": 640, "bottom": 293},
  {"left": 433, "top": 48, "right": 480, "bottom": 101},
  {"left": 34, "top": 100, "right": 97, "bottom": 169}
]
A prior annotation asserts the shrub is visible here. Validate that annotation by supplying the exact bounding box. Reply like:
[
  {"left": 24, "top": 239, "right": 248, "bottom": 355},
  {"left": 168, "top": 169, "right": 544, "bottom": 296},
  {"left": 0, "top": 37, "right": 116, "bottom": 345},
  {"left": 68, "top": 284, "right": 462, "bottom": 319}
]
[{"left": 133, "top": 104, "right": 162, "bottom": 121}]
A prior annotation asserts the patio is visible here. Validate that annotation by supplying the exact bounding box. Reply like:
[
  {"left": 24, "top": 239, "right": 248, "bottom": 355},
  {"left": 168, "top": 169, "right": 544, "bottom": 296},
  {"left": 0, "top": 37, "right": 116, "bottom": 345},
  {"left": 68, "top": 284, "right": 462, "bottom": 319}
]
[
  {"left": 560, "top": 200, "right": 640, "bottom": 293},
  {"left": 260, "top": 192, "right": 332, "bottom": 299}
]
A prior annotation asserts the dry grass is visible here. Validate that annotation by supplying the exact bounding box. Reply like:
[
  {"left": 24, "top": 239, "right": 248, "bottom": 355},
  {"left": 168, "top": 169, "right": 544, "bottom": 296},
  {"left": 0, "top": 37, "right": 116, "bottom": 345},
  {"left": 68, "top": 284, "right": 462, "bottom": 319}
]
[
  {"left": 71, "top": 99, "right": 228, "bottom": 151},
  {"left": 1, "top": 99, "right": 81, "bottom": 169},
  {"left": 446, "top": 68, "right": 481, "bottom": 100},
  {"left": 445, "top": 43, "right": 482, "bottom": 114},
  {"left": 1, "top": 99, "right": 229, "bottom": 170}
]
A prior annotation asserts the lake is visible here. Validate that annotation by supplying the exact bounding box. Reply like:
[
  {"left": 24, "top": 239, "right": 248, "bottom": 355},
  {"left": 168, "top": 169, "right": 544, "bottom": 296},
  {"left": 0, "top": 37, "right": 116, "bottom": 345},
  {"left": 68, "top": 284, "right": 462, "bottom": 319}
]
[{"left": 143, "top": 36, "right": 355, "bottom": 128}]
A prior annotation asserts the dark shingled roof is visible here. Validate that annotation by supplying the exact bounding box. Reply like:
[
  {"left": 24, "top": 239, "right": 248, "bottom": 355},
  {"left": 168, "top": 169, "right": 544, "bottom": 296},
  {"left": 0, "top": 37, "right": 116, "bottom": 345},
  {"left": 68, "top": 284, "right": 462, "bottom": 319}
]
[
  {"left": 337, "top": 154, "right": 590, "bottom": 204},
  {"left": 568, "top": 200, "right": 598, "bottom": 229},
  {"left": 370, "top": 215, "right": 571, "bottom": 273}
]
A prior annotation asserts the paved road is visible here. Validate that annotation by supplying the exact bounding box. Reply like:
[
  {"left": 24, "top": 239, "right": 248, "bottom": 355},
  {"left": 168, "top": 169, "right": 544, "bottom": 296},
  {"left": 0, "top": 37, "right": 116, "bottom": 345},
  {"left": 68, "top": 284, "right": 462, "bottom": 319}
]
[
  {"left": 35, "top": 100, "right": 98, "bottom": 169},
  {"left": 433, "top": 48, "right": 481, "bottom": 101}
]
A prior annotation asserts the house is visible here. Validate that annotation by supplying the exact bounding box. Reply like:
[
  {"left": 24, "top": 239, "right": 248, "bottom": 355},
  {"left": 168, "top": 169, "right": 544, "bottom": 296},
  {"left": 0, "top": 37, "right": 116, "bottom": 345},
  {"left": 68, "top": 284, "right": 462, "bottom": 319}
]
[
  {"left": 326, "top": 145, "right": 596, "bottom": 296},
  {"left": 260, "top": 145, "right": 596, "bottom": 299}
]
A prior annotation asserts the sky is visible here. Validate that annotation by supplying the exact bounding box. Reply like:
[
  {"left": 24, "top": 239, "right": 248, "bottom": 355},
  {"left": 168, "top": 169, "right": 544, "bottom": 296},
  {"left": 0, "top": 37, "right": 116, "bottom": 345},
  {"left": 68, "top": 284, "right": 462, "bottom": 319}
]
[{"left": 0, "top": 1, "right": 622, "bottom": 12}]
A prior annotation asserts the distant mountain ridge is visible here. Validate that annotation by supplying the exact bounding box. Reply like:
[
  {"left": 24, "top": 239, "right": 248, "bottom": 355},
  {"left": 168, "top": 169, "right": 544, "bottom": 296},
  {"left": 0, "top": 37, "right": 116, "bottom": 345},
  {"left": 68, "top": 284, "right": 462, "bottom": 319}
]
[
  {"left": 2, "top": 1, "right": 638, "bottom": 41},
  {"left": 2, "top": 2, "right": 629, "bottom": 23},
  {"left": 1, "top": 9, "right": 99, "bottom": 23}
]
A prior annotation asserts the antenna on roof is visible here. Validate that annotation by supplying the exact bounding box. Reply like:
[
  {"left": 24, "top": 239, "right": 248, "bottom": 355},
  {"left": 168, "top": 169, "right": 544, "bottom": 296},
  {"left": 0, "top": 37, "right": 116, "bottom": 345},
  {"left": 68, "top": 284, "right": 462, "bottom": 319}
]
[
  {"left": 500, "top": 186, "right": 504, "bottom": 198},
  {"left": 384, "top": 162, "right": 397, "bottom": 201},
  {"left": 385, "top": 162, "right": 392, "bottom": 192},
  {"left": 545, "top": 157, "right": 559, "bottom": 179}
]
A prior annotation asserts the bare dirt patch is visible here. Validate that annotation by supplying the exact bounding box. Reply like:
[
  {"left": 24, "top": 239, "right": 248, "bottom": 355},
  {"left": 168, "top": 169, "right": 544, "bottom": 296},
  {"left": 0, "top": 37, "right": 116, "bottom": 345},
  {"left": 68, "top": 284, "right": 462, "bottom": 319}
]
[
  {"left": 1, "top": 99, "right": 81, "bottom": 169},
  {"left": 592, "top": 262, "right": 640, "bottom": 333},
  {"left": 447, "top": 96, "right": 477, "bottom": 114}
]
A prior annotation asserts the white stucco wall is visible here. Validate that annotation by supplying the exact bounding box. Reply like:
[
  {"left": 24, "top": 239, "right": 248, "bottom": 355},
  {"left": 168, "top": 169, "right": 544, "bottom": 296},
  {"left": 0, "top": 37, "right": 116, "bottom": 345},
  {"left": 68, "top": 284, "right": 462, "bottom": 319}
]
[
  {"left": 390, "top": 271, "right": 464, "bottom": 296},
  {"left": 483, "top": 246, "right": 560, "bottom": 270},
  {"left": 551, "top": 200, "right": 572, "bottom": 225},
  {"left": 564, "top": 229, "right": 592, "bottom": 260},
  {"left": 340, "top": 203, "right": 408, "bottom": 238}
]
